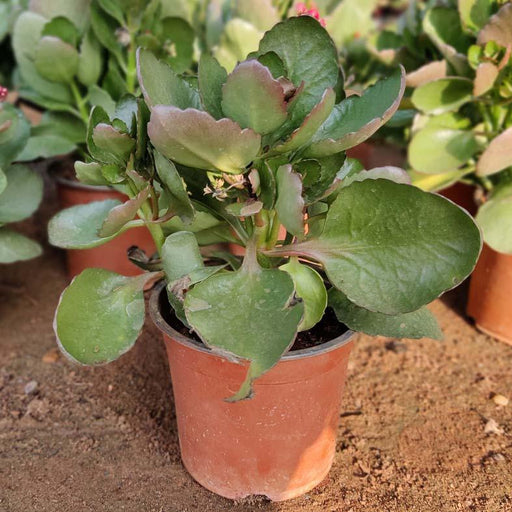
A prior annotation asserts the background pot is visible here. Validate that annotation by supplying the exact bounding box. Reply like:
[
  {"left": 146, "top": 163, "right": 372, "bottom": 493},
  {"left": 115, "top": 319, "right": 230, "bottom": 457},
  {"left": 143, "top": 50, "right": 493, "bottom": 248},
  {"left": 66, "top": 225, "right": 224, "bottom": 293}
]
[
  {"left": 150, "top": 283, "right": 354, "bottom": 501},
  {"left": 467, "top": 244, "right": 512, "bottom": 345},
  {"left": 439, "top": 183, "right": 477, "bottom": 216},
  {"left": 346, "top": 141, "right": 406, "bottom": 169},
  {"left": 56, "top": 177, "right": 155, "bottom": 278}
]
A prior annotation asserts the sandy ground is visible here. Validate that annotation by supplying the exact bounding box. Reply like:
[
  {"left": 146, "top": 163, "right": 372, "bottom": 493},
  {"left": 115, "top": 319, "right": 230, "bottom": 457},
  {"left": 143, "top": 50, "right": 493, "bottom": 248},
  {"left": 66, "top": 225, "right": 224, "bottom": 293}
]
[{"left": 1, "top": 173, "right": 511, "bottom": 512}]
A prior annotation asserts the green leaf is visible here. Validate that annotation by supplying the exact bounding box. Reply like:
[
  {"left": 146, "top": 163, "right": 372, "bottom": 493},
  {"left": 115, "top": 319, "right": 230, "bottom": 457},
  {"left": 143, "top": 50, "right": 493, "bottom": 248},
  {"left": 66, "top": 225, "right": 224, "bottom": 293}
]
[
  {"left": 0, "top": 168, "right": 6, "bottom": 196},
  {"left": 477, "top": 3, "right": 512, "bottom": 47},
  {"left": 17, "top": 134, "right": 76, "bottom": 161},
  {"left": 306, "top": 67, "right": 405, "bottom": 157},
  {"left": 48, "top": 199, "right": 123, "bottom": 249},
  {"left": 0, "top": 228, "right": 42, "bottom": 264},
  {"left": 221, "top": 60, "right": 287, "bottom": 135},
  {"left": 273, "top": 88, "right": 335, "bottom": 153},
  {"left": 77, "top": 29, "right": 103, "bottom": 86},
  {"left": 459, "top": 0, "right": 496, "bottom": 32},
  {"left": 473, "top": 62, "right": 499, "bottom": 96},
  {"left": 233, "top": 0, "right": 280, "bottom": 31},
  {"left": 148, "top": 106, "right": 261, "bottom": 174},
  {"left": 41, "top": 16, "right": 79, "bottom": 46},
  {"left": 154, "top": 150, "right": 195, "bottom": 223},
  {"left": 405, "top": 61, "right": 447, "bottom": 88},
  {"left": 86, "top": 105, "right": 113, "bottom": 163},
  {"left": 184, "top": 249, "right": 304, "bottom": 401},
  {"left": 476, "top": 127, "right": 512, "bottom": 177},
  {"left": 160, "top": 17, "right": 195, "bottom": 74},
  {"left": 136, "top": 48, "right": 201, "bottom": 109},
  {"left": 342, "top": 166, "right": 411, "bottom": 187},
  {"left": 329, "top": 288, "right": 442, "bottom": 340},
  {"left": 0, "top": 165, "right": 43, "bottom": 224},
  {"left": 33, "top": 111, "right": 86, "bottom": 144},
  {"left": 274, "top": 180, "right": 481, "bottom": 315},
  {"left": 476, "top": 195, "right": 512, "bottom": 253},
  {"left": 411, "top": 78, "right": 473, "bottom": 115},
  {"left": 214, "top": 18, "right": 262, "bottom": 73},
  {"left": 97, "top": 0, "right": 125, "bottom": 25},
  {"left": 29, "top": 0, "right": 91, "bottom": 33},
  {"left": 54, "top": 269, "right": 160, "bottom": 365},
  {"left": 88, "top": 85, "right": 116, "bottom": 116},
  {"left": 280, "top": 258, "right": 327, "bottom": 331},
  {"left": 0, "top": 104, "right": 30, "bottom": 168},
  {"left": 161, "top": 231, "right": 203, "bottom": 282},
  {"left": 409, "top": 168, "right": 470, "bottom": 193},
  {"left": 34, "top": 36, "right": 79, "bottom": 83},
  {"left": 257, "top": 16, "right": 339, "bottom": 129},
  {"left": 92, "top": 123, "right": 135, "bottom": 164},
  {"left": 275, "top": 164, "right": 304, "bottom": 236},
  {"left": 90, "top": 0, "right": 124, "bottom": 67},
  {"left": 409, "top": 127, "right": 478, "bottom": 174},
  {"left": 198, "top": 53, "right": 228, "bottom": 120},
  {"left": 75, "top": 161, "right": 109, "bottom": 186}
]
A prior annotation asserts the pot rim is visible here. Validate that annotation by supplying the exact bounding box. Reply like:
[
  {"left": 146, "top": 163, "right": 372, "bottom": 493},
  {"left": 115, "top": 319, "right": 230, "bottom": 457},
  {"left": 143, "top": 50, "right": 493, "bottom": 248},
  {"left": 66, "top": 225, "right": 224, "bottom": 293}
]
[{"left": 149, "top": 281, "right": 355, "bottom": 362}]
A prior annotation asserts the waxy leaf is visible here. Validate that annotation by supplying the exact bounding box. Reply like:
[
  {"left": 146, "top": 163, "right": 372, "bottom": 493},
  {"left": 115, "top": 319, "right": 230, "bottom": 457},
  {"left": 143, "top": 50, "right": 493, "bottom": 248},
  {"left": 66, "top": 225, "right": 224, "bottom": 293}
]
[
  {"left": 30, "top": 0, "right": 91, "bottom": 33},
  {"left": 0, "top": 104, "right": 30, "bottom": 169},
  {"left": 185, "top": 249, "right": 304, "bottom": 401},
  {"left": 478, "top": 3, "right": 512, "bottom": 47},
  {"left": 411, "top": 78, "right": 473, "bottom": 115},
  {"left": 160, "top": 17, "right": 195, "bottom": 74},
  {"left": 161, "top": 231, "right": 204, "bottom": 282},
  {"left": 92, "top": 123, "right": 135, "bottom": 164},
  {"left": 409, "top": 127, "right": 478, "bottom": 174},
  {"left": 280, "top": 258, "right": 327, "bottom": 331},
  {"left": 148, "top": 106, "right": 261, "bottom": 174},
  {"left": 54, "top": 269, "right": 161, "bottom": 365},
  {"left": 136, "top": 48, "right": 201, "bottom": 109},
  {"left": 198, "top": 53, "right": 227, "bottom": 119},
  {"left": 221, "top": 60, "right": 287, "bottom": 135},
  {"left": 0, "top": 229, "right": 42, "bottom": 263},
  {"left": 41, "top": 16, "right": 79, "bottom": 46},
  {"left": 272, "top": 180, "right": 481, "bottom": 315},
  {"left": 0, "top": 165, "right": 43, "bottom": 224},
  {"left": 74, "top": 161, "right": 109, "bottom": 186},
  {"left": 476, "top": 194, "right": 512, "bottom": 253},
  {"left": 275, "top": 165, "right": 304, "bottom": 237},
  {"left": 78, "top": 29, "right": 103, "bottom": 86},
  {"left": 406, "top": 61, "right": 447, "bottom": 88},
  {"left": 48, "top": 199, "right": 123, "bottom": 249},
  {"left": 274, "top": 88, "right": 335, "bottom": 153},
  {"left": 233, "top": 0, "right": 280, "bottom": 31},
  {"left": 0, "top": 169, "right": 6, "bottom": 196},
  {"left": 342, "top": 166, "right": 410, "bottom": 187},
  {"left": 16, "top": 134, "right": 76, "bottom": 161},
  {"left": 257, "top": 16, "right": 339, "bottom": 128},
  {"left": 459, "top": 0, "right": 495, "bottom": 32},
  {"left": 34, "top": 36, "right": 79, "bottom": 83},
  {"left": 306, "top": 67, "right": 405, "bottom": 157},
  {"left": 154, "top": 151, "right": 195, "bottom": 223},
  {"left": 476, "top": 127, "right": 512, "bottom": 177},
  {"left": 329, "top": 288, "right": 442, "bottom": 340},
  {"left": 99, "top": 188, "right": 149, "bottom": 237},
  {"left": 473, "top": 62, "right": 499, "bottom": 96}
]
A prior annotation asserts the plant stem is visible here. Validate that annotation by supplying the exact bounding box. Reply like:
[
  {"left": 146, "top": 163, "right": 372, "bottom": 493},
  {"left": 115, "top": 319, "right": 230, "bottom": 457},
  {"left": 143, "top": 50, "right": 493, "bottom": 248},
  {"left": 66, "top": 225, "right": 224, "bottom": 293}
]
[
  {"left": 126, "top": 33, "right": 137, "bottom": 94},
  {"left": 70, "top": 80, "right": 89, "bottom": 124}
]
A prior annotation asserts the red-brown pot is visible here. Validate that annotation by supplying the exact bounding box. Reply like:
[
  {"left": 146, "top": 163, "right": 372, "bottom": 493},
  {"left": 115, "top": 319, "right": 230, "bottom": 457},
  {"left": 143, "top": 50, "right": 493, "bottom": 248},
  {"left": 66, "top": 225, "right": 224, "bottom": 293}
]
[
  {"left": 56, "top": 177, "right": 155, "bottom": 278},
  {"left": 439, "top": 182, "right": 477, "bottom": 216},
  {"left": 467, "top": 244, "right": 512, "bottom": 345},
  {"left": 150, "top": 283, "right": 354, "bottom": 501},
  {"left": 346, "top": 141, "right": 406, "bottom": 169}
]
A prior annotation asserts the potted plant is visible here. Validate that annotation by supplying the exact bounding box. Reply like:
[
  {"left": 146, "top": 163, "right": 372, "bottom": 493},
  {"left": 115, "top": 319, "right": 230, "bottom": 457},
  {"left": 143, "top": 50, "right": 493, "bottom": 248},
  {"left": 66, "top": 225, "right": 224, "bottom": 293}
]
[
  {"left": 10, "top": 0, "right": 198, "bottom": 276},
  {"left": 50, "top": 17, "right": 481, "bottom": 501},
  {"left": 387, "top": 1, "right": 512, "bottom": 344},
  {"left": 0, "top": 101, "right": 43, "bottom": 263}
]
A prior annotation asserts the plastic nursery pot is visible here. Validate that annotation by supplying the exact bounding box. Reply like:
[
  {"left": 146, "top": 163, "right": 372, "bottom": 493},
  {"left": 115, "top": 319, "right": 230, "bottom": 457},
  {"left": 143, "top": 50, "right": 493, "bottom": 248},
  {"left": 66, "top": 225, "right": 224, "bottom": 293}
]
[
  {"left": 439, "top": 183, "right": 477, "bottom": 216},
  {"left": 56, "top": 176, "right": 156, "bottom": 278},
  {"left": 150, "top": 282, "right": 355, "bottom": 501},
  {"left": 467, "top": 244, "right": 512, "bottom": 346}
]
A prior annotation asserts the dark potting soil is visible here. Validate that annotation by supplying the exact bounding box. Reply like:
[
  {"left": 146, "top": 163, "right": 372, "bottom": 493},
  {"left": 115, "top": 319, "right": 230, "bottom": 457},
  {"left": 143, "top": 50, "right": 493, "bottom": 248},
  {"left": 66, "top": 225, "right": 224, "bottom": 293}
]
[{"left": 159, "top": 289, "right": 349, "bottom": 352}]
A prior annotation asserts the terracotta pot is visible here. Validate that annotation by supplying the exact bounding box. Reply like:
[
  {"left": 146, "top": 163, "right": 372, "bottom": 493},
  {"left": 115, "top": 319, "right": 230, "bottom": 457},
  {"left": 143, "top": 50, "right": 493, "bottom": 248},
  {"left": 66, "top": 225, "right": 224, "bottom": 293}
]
[
  {"left": 150, "top": 283, "right": 354, "bottom": 501},
  {"left": 467, "top": 244, "right": 512, "bottom": 345},
  {"left": 439, "top": 182, "right": 477, "bottom": 216},
  {"left": 346, "top": 141, "right": 406, "bottom": 169},
  {"left": 56, "top": 177, "right": 156, "bottom": 278}
]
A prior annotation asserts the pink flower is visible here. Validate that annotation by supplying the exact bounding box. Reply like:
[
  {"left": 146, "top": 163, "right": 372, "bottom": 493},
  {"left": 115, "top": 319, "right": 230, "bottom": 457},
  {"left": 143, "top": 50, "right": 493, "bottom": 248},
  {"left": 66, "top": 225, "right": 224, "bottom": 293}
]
[
  {"left": 0, "top": 86, "right": 8, "bottom": 102},
  {"left": 296, "top": 2, "right": 326, "bottom": 27}
]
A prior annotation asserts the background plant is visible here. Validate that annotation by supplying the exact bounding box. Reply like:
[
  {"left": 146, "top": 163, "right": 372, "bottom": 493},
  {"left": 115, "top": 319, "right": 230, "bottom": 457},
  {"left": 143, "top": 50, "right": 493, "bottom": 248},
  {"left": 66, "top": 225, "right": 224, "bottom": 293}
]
[{"left": 49, "top": 17, "right": 481, "bottom": 400}]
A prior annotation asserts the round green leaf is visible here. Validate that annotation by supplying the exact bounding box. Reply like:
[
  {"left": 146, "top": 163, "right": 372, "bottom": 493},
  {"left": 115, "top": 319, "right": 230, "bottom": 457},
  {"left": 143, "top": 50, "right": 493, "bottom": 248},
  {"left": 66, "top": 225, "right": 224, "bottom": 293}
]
[
  {"left": 408, "top": 127, "right": 478, "bottom": 174},
  {"left": 280, "top": 258, "right": 327, "bottom": 331},
  {"left": 198, "top": 53, "right": 228, "bottom": 120},
  {"left": 0, "top": 103, "right": 31, "bottom": 169},
  {"left": 477, "top": 3, "right": 512, "bottom": 47},
  {"left": 275, "top": 164, "right": 304, "bottom": 236},
  {"left": 54, "top": 269, "right": 153, "bottom": 365},
  {"left": 78, "top": 29, "right": 103, "bottom": 86},
  {"left": 476, "top": 127, "right": 512, "bottom": 177},
  {"left": 411, "top": 78, "right": 473, "bottom": 115},
  {"left": 0, "top": 228, "right": 42, "bottom": 264},
  {"left": 0, "top": 165, "right": 43, "bottom": 224},
  {"left": 48, "top": 199, "right": 122, "bottom": 249},
  {"left": 476, "top": 196, "right": 512, "bottom": 254},
  {"left": 160, "top": 17, "right": 195, "bottom": 74},
  {"left": 34, "top": 36, "right": 79, "bottom": 83}
]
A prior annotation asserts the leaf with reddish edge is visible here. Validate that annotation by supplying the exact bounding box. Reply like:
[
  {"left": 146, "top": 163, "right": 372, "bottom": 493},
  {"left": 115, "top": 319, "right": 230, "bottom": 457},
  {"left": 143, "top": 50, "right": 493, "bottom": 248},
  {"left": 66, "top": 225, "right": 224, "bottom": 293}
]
[
  {"left": 341, "top": 166, "right": 411, "bottom": 187},
  {"left": 405, "top": 61, "right": 446, "bottom": 88},
  {"left": 148, "top": 106, "right": 261, "bottom": 174},
  {"left": 266, "top": 179, "right": 481, "bottom": 315},
  {"left": 473, "top": 62, "right": 499, "bottom": 96},
  {"left": 273, "top": 88, "right": 335, "bottom": 153},
  {"left": 275, "top": 164, "right": 304, "bottom": 237},
  {"left": 478, "top": 3, "right": 512, "bottom": 47},
  {"left": 92, "top": 123, "right": 135, "bottom": 164},
  {"left": 476, "top": 127, "right": 512, "bottom": 177},
  {"left": 305, "top": 67, "right": 405, "bottom": 157},
  {"left": 221, "top": 60, "right": 287, "bottom": 135},
  {"left": 99, "top": 188, "right": 149, "bottom": 237},
  {"left": 184, "top": 242, "right": 304, "bottom": 401}
]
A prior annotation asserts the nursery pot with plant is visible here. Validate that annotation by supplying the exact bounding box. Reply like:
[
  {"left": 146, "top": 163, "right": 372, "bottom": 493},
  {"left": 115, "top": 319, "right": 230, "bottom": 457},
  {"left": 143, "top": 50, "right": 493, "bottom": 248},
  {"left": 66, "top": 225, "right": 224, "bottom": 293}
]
[{"left": 50, "top": 18, "right": 482, "bottom": 501}]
